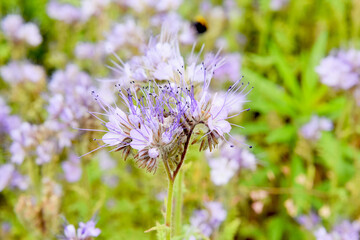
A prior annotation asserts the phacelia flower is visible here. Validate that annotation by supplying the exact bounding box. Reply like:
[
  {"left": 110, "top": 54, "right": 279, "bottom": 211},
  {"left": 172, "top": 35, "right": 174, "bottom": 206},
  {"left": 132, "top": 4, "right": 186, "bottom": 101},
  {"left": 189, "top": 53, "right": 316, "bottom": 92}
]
[
  {"left": 0, "top": 164, "right": 29, "bottom": 192},
  {"left": 104, "top": 19, "right": 145, "bottom": 55},
  {"left": 47, "top": 1, "right": 82, "bottom": 24},
  {"left": 206, "top": 135, "right": 257, "bottom": 185},
  {"left": 0, "top": 97, "right": 21, "bottom": 134},
  {"left": 297, "top": 211, "right": 321, "bottom": 230},
  {"left": 213, "top": 53, "right": 242, "bottom": 83},
  {"left": 270, "top": 0, "right": 289, "bottom": 11},
  {"left": 74, "top": 42, "right": 106, "bottom": 61},
  {"left": 62, "top": 219, "right": 100, "bottom": 240},
  {"left": 84, "top": 28, "right": 250, "bottom": 176},
  {"left": 190, "top": 201, "right": 227, "bottom": 237},
  {"left": 62, "top": 154, "right": 82, "bottom": 183},
  {"left": 297, "top": 212, "right": 360, "bottom": 240},
  {"left": 0, "top": 61, "right": 46, "bottom": 85},
  {"left": 1, "top": 14, "right": 42, "bottom": 46},
  {"left": 300, "top": 115, "right": 333, "bottom": 141},
  {"left": 316, "top": 49, "right": 360, "bottom": 90},
  {"left": 47, "top": 64, "right": 98, "bottom": 129}
]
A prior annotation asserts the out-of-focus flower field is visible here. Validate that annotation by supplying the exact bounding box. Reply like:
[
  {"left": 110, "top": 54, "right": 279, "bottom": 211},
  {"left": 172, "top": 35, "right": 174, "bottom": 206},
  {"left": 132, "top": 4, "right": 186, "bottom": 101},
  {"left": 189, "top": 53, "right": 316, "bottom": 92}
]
[{"left": 1, "top": 0, "right": 360, "bottom": 239}]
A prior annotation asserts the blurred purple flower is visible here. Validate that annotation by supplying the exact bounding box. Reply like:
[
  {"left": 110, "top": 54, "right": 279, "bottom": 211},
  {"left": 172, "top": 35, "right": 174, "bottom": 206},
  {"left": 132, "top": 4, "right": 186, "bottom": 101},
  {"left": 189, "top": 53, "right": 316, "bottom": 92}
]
[
  {"left": 0, "top": 61, "right": 45, "bottom": 84},
  {"left": 0, "top": 164, "right": 14, "bottom": 192},
  {"left": 74, "top": 42, "right": 106, "bottom": 60},
  {"left": 313, "top": 227, "right": 333, "bottom": 240},
  {"left": 190, "top": 201, "right": 227, "bottom": 237},
  {"left": 62, "top": 219, "right": 100, "bottom": 240},
  {"left": 300, "top": 115, "right": 333, "bottom": 141},
  {"left": 1, "top": 14, "right": 42, "bottom": 46},
  {"left": 208, "top": 157, "right": 239, "bottom": 185},
  {"left": 0, "top": 97, "right": 21, "bottom": 134},
  {"left": 62, "top": 154, "right": 82, "bottom": 183},
  {"left": 206, "top": 135, "right": 257, "bottom": 186},
  {"left": 316, "top": 49, "right": 360, "bottom": 90},
  {"left": 332, "top": 220, "right": 360, "bottom": 240},
  {"left": 10, "top": 122, "right": 36, "bottom": 164},
  {"left": 213, "top": 53, "right": 242, "bottom": 82},
  {"left": 270, "top": 0, "right": 289, "bottom": 11},
  {"left": 47, "top": 1, "right": 82, "bottom": 24},
  {"left": 297, "top": 211, "right": 321, "bottom": 230},
  {"left": 80, "top": 0, "right": 111, "bottom": 21},
  {"left": 48, "top": 64, "right": 97, "bottom": 128},
  {"left": 104, "top": 19, "right": 145, "bottom": 54},
  {"left": 0, "top": 163, "right": 29, "bottom": 191}
]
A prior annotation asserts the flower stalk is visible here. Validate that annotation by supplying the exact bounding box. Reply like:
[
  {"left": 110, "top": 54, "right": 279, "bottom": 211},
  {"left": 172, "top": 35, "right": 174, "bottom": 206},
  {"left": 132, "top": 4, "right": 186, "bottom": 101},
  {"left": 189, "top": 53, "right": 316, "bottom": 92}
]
[{"left": 165, "top": 175, "right": 174, "bottom": 240}]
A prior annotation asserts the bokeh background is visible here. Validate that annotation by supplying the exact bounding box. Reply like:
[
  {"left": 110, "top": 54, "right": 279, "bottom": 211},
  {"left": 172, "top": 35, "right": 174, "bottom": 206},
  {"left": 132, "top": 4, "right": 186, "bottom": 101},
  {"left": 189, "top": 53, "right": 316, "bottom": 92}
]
[{"left": 1, "top": 0, "right": 360, "bottom": 239}]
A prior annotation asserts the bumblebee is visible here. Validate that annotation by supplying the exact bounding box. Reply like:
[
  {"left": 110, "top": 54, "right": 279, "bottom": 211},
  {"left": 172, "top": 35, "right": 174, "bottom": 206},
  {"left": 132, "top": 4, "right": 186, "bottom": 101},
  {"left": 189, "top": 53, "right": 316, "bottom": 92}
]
[{"left": 192, "top": 16, "right": 208, "bottom": 34}]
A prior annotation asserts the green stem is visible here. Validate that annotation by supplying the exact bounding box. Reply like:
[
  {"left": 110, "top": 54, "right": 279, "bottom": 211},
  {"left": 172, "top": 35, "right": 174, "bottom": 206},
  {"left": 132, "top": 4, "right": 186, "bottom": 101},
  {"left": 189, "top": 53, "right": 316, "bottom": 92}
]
[
  {"left": 165, "top": 177, "right": 174, "bottom": 240},
  {"left": 174, "top": 169, "right": 183, "bottom": 236}
]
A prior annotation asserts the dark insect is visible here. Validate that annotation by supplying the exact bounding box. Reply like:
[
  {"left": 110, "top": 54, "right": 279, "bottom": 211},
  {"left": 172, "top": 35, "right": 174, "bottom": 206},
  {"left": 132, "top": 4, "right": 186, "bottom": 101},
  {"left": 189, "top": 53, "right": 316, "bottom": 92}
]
[{"left": 192, "top": 16, "right": 207, "bottom": 34}]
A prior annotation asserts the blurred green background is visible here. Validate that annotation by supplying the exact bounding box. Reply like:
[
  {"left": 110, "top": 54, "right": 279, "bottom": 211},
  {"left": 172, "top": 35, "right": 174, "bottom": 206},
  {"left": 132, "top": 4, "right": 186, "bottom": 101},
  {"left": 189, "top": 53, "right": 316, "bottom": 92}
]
[{"left": 1, "top": 0, "right": 360, "bottom": 239}]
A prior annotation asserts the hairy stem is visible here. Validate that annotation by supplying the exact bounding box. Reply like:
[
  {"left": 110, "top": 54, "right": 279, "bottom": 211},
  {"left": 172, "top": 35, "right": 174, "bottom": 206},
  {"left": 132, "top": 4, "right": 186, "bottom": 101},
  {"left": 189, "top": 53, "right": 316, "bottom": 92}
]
[
  {"left": 174, "top": 169, "right": 183, "bottom": 236},
  {"left": 172, "top": 127, "right": 194, "bottom": 181},
  {"left": 165, "top": 177, "right": 174, "bottom": 240}
]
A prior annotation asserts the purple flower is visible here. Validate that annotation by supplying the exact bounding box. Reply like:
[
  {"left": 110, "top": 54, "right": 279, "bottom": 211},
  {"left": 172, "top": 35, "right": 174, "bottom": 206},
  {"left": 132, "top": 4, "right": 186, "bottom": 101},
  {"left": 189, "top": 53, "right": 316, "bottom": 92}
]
[
  {"left": 316, "top": 49, "right": 360, "bottom": 90},
  {"left": 0, "top": 164, "right": 14, "bottom": 192},
  {"left": 206, "top": 135, "right": 257, "bottom": 185},
  {"left": 190, "top": 201, "right": 227, "bottom": 237},
  {"left": 10, "top": 122, "right": 36, "bottom": 164},
  {"left": 300, "top": 115, "right": 333, "bottom": 141},
  {"left": 0, "top": 164, "right": 29, "bottom": 191},
  {"left": 297, "top": 211, "right": 321, "bottom": 230},
  {"left": 80, "top": 0, "right": 111, "bottom": 21},
  {"left": 62, "top": 219, "right": 101, "bottom": 240},
  {"left": 1, "top": 14, "right": 23, "bottom": 39},
  {"left": 297, "top": 212, "right": 360, "bottom": 240},
  {"left": 270, "top": 0, "right": 289, "bottom": 10},
  {"left": 84, "top": 28, "right": 250, "bottom": 174},
  {"left": 0, "top": 61, "right": 45, "bottom": 84},
  {"left": 104, "top": 19, "right": 145, "bottom": 54},
  {"left": 1, "top": 14, "right": 42, "bottom": 46},
  {"left": 74, "top": 42, "right": 106, "bottom": 60},
  {"left": 213, "top": 53, "right": 242, "bottom": 83},
  {"left": 208, "top": 157, "right": 239, "bottom": 185},
  {"left": 313, "top": 227, "right": 333, "bottom": 240},
  {"left": 0, "top": 97, "right": 21, "bottom": 134},
  {"left": 332, "top": 220, "right": 360, "bottom": 240},
  {"left": 47, "top": 1, "right": 82, "bottom": 24},
  {"left": 62, "top": 154, "right": 82, "bottom": 183},
  {"left": 48, "top": 64, "right": 97, "bottom": 128}
]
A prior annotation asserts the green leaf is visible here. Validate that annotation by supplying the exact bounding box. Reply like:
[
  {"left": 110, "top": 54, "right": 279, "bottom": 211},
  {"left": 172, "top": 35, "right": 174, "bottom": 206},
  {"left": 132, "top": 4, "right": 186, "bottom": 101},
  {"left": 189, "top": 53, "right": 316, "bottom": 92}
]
[
  {"left": 266, "top": 217, "right": 284, "bottom": 240},
  {"left": 270, "top": 43, "right": 300, "bottom": 97},
  {"left": 218, "top": 219, "right": 241, "bottom": 240},
  {"left": 302, "top": 31, "right": 328, "bottom": 100},
  {"left": 243, "top": 68, "right": 297, "bottom": 116},
  {"left": 265, "top": 125, "right": 297, "bottom": 144}
]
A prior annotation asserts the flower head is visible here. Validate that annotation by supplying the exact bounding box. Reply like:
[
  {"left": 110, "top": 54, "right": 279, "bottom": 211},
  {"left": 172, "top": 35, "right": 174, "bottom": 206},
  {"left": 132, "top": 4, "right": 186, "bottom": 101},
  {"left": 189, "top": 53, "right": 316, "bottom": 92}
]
[
  {"left": 84, "top": 28, "right": 250, "bottom": 174},
  {"left": 190, "top": 201, "right": 227, "bottom": 237},
  {"left": 62, "top": 219, "right": 100, "bottom": 240},
  {"left": 1, "top": 14, "right": 42, "bottom": 46},
  {"left": 300, "top": 115, "right": 333, "bottom": 141}
]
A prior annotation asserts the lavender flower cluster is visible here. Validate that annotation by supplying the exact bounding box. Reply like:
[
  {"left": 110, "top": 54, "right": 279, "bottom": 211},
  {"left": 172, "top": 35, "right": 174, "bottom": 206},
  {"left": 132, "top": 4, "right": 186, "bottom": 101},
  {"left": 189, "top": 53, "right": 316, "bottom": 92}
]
[
  {"left": 0, "top": 0, "right": 249, "bottom": 238},
  {"left": 189, "top": 201, "right": 227, "bottom": 238},
  {"left": 297, "top": 212, "right": 360, "bottom": 240},
  {"left": 87, "top": 28, "right": 251, "bottom": 174},
  {"left": 316, "top": 49, "right": 360, "bottom": 105},
  {"left": 61, "top": 219, "right": 101, "bottom": 240},
  {"left": 1, "top": 14, "right": 42, "bottom": 47},
  {"left": 300, "top": 115, "right": 333, "bottom": 141},
  {"left": 206, "top": 135, "right": 257, "bottom": 186}
]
